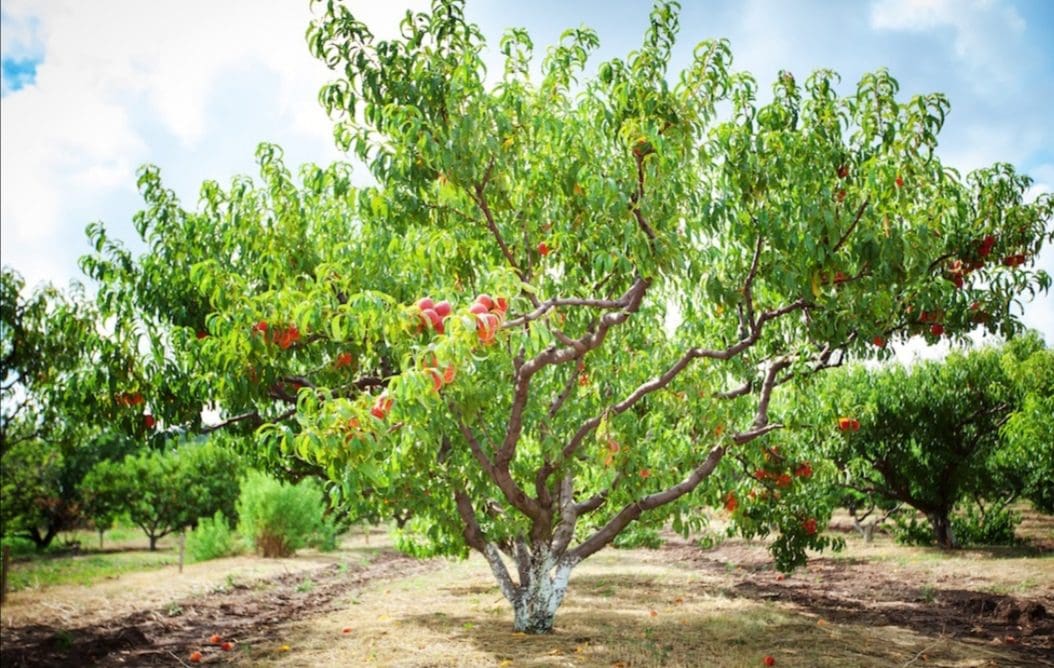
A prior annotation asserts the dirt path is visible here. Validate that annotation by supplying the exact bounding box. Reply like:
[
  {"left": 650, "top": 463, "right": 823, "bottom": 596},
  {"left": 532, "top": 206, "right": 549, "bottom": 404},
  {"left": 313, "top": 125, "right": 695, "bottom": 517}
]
[{"left": 0, "top": 549, "right": 439, "bottom": 667}]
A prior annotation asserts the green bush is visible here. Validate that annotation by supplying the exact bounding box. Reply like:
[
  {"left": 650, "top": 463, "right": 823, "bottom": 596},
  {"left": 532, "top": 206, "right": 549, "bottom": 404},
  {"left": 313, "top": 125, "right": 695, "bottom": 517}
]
[
  {"left": 951, "top": 503, "right": 1020, "bottom": 547},
  {"left": 237, "top": 471, "right": 325, "bottom": 557},
  {"left": 893, "top": 504, "right": 1021, "bottom": 547},
  {"left": 186, "top": 510, "right": 240, "bottom": 562},
  {"left": 891, "top": 513, "right": 935, "bottom": 546},
  {"left": 310, "top": 513, "right": 343, "bottom": 552},
  {"left": 612, "top": 523, "right": 663, "bottom": 549}
]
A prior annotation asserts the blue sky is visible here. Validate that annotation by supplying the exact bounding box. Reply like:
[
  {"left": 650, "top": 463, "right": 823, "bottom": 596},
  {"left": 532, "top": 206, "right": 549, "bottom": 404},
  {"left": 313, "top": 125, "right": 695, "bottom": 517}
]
[{"left": 1, "top": 0, "right": 1052, "bottom": 356}]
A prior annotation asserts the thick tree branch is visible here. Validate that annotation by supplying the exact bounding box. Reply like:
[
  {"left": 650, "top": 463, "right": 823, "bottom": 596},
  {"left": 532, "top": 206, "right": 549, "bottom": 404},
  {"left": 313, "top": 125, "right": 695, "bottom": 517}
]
[
  {"left": 454, "top": 489, "right": 487, "bottom": 552},
  {"left": 630, "top": 153, "right": 658, "bottom": 240},
  {"left": 458, "top": 418, "right": 541, "bottom": 521},
  {"left": 570, "top": 445, "right": 726, "bottom": 561},
  {"left": 496, "top": 278, "right": 649, "bottom": 471},
  {"left": 545, "top": 298, "right": 807, "bottom": 479},
  {"left": 201, "top": 407, "right": 295, "bottom": 434}
]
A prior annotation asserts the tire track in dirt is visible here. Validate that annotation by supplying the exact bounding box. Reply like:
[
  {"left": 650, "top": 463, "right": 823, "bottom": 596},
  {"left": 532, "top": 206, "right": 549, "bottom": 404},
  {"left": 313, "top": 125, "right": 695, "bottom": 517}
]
[{"left": 0, "top": 549, "right": 439, "bottom": 667}]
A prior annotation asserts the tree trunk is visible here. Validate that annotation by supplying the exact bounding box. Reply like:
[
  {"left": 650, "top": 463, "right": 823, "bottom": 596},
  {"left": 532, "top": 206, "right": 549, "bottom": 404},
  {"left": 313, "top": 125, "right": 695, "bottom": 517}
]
[
  {"left": 28, "top": 526, "right": 57, "bottom": 551},
  {"left": 98, "top": 529, "right": 105, "bottom": 550},
  {"left": 928, "top": 512, "right": 957, "bottom": 549},
  {"left": 482, "top": 543, "right": 577, "bottom": 634},
  {"left": 148, "top": 534, "right": 158, "bottom": 551}
]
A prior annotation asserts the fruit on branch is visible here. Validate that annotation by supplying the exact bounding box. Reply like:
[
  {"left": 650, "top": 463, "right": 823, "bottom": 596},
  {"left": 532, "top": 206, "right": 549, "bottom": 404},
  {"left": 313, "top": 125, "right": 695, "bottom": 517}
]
[
  {"left": 144, "top": 414, "right": 156, "bottom": 429},
  {"left": 538, "top": 242, "right": 551, "bottom": 256},
  {"left": 794, "top": 462, "right": 813, "bottom": 478},
  {"left": 929, "top": 323, "right": 944, "bottom": 337},
  {"left": 1002, "top": 254, "right": 1026, "bottom": 268},
  {"left": 872, "top": 335, "right": 886, "bottom": 348},
  {"left": 476, "top": 312, "right": 499, "bottom": 343},
  {"left": 434, "top": 300, "right": 452, "bottom": 317},
  {"left": 416, "top": 297, "right": 435, "bottom": 311},
  {"left": 475, "top": 294, "right": 495, "bottom": 310},
  {"left": 334, "top": 352, "right": 354, "bottom": 369},
  {"left": 273, "top": 325, "right": 300, "bottom": 350},
  {"left": 724, "top": 492, "right": 738, "bottom": 512},
  {"left": 837, "top": 164, "right": 849, "bottom": 179},
  {"left": 371, "top": 394, "right": 393, "bottom": 420},
  {"left": 895, "top": 175, "right": 904, "bottom": 188},
  {"left": 978, "top": 234, "right": 996, "bottom": 258}
]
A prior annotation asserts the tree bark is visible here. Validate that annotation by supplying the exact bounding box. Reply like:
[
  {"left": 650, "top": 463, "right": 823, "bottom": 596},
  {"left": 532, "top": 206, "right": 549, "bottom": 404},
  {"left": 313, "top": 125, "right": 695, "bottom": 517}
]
[
  {"left": 482, "top": 542, "right": 577, "bottom": 634},
  {"left": 928, "top": 512, "right": 957, "bottom": 549},
  {"left": 148, "top": 533, "right": 159, "bottom": 551}
]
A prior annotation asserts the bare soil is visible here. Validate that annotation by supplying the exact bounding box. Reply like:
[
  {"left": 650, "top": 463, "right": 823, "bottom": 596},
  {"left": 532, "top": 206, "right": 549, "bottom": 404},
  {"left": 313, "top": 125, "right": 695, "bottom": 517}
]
[
  {"left": 655, "top": 536, "right": 1054, "bottom": 667},
  {"left": 0, "top": 549, "right": 439, "bottom": 667}
]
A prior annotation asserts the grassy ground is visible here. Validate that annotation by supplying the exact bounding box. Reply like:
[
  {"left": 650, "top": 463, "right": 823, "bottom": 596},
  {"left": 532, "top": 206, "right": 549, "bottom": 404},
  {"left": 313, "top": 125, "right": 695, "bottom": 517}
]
[
  {"left": 2, "top": 525, "right": 178, "bottom": 592},
  {"left": 2, "top": 512, "right": 1050, "bottom": 666},
  {"left": 0, "top": 528, "right": 388, "bottom": 629},
  {"left": 237, "top": 538, "right": 1041, "bottom": 667},
  {"left": 234, "top": 513, "right": 1052, "bottom": 668}
]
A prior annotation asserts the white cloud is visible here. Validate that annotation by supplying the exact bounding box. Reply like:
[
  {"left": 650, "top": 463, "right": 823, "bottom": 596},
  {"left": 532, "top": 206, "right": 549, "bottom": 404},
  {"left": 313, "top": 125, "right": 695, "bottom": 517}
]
[
  {"left": 869, "top": 0, "right": 1027, "bottom": 89},
  {"left": 1, "top": 1, "right": 426, "bottom": 290}
]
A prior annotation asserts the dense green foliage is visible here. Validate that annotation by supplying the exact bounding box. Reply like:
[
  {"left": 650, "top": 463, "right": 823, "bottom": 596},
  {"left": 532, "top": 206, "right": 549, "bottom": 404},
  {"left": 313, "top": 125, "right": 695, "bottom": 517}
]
[
  {"left": 82, "top": 442, "right": 242, "bottom": 550},
  {"left": 186, "top": 510, "right": 241, "bottom": 562},
  {"left": 810, "top": 335, "right": 1053, "bottom": 547},
  {"left": 1, "top": 269, "right": 146, "bottom": 548},
  {"left": 236, "top": 470, "right": 327, "bottom": 557}
]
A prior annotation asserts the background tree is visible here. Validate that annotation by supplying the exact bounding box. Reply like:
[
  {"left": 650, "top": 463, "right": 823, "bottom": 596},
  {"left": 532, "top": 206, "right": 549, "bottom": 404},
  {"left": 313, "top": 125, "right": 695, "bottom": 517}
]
[
  {"left": 811, "top": 334, "right": 1052, "bottom": 548},
  {"left": 1, "top": 270, "right": 145, "bottom": 549},
  {"left": 82, "top": 441, "right": 242, "bottom": 550},
  {"left": 81, "top": 0, "right": 1052, "bottom": 632}
]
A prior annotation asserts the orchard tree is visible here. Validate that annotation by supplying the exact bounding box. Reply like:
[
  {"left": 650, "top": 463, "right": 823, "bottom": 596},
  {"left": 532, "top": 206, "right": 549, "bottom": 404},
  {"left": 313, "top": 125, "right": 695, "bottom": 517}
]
[
  {"left": 84, "top": 0, "right": 1052, "bottom": 632},
  {"left": 1, "top": 269, "right": 145, "bottom": 548},
  {"left": 82, "top": 441, "right": 242, "bottom": 550},
  {"left": 812, "top": 334, "right": 1053, "bottom": 548}
]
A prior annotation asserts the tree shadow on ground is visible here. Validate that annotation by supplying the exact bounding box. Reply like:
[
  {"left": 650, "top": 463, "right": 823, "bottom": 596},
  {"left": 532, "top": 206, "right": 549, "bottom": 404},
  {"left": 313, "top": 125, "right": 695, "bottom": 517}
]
[{"left": 397, "top": 602, "right": 1029, "bottom": 668}]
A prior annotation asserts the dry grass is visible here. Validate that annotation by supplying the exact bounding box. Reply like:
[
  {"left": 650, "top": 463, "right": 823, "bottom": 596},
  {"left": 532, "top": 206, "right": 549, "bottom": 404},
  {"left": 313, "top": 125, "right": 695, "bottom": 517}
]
[
  {"left": 237, "top": 541, "right": 1029, "bottom": 668},
  {"left": 826, "top": 509, "right": 1054, "bottom": 598},
  {"left": 0, "top": 529, "right": 386, "bottom": 629}
]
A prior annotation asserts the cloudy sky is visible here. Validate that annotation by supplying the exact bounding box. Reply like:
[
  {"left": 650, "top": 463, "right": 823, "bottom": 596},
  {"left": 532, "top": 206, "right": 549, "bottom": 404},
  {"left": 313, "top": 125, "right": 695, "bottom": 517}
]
[{"left": 2, "top": 0, "right": 1052, "bottom": 355}]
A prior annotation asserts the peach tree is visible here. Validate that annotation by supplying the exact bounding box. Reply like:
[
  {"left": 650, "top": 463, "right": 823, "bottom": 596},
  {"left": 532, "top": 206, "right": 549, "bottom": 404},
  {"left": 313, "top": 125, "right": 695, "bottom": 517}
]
[
  {"left": 805, "top": 334, "right": 1053, "bottom": 549},
  {"left": 1, "top": 269, "right": 145, "bottom": 548},
  {"left": 82, "top": 0, "right": 1051, "bottom": 632}
]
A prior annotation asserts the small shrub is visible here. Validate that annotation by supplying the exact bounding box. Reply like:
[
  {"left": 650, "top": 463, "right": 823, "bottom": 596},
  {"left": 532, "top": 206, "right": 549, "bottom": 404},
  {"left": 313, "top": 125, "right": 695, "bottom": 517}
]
[
  {"left": 393, "top": 516, "right": 467, "bottom": 558},
  {"left": 186, "top": 511, "right": 240, "bottom": 562},
  {"left": 236, "top": 471, "right": 325, "bottom": 557},
  {"left": 612, "top": 524, "right": 663, "bottom": 549},
  {"left": 952, "top": 503, "right": 1020, "bottom": 547},
  {"left": 891, "top": 512, "right": 935, "bottom": 546},
  {"left": 310, "top": 513, "right": 342, "bottom": 552}
]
